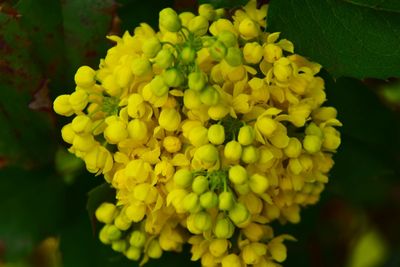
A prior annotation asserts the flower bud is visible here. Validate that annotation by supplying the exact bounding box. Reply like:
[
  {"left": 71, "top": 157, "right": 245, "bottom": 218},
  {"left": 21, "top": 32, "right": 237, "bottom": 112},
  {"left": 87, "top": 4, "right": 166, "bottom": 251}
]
[
  {"left": 61, "top": 124, "right": 75, "bottom": 144},
  {"left": 184, "top": 89, "right": 202, "bottom": 109},
  {"left": 222, "top": 254, "right": 242, "bottom": 267},
  {"left": 200, "top": 85, "right": 220, "bottom": 106},
  {"left": 322, "top": 127, "right": 341, "bottom": 150},
  {"left": 249, "top": 174, "right": 269, "bottom": 194},
  {"left": 199, "top": 4, "right": 216, "bottom": 21},
  {"left": 183, "top": 192, "right": 200, "bottom": 213},
  {"left": 239, "top": 18, "right": 259, "bottom": 40},
  {"left": 142, "top": 37, "right": 161, "bottom": 58},
  {"left": 209, "top": 239, "right": 229, "bottom": 257},
  {"left": 163, "top": 68, "right": 184, "bottom": 88},
  {"left": 73, "top": 134, "right": 96, "bottom": 152},
  {"left": 243, "top": 42, "right": 263, "bottom": 64},
  {"left": 209, "top": 41, "right": 227, "bottom": 61},
  {"left": 131, "top": 58, "right": 152, "bottom": 76},
  {"left": 228, "top": 165, "right": 247, "bottom": 185},
  {"left": 147, "top": 239, "right": 163, "bottom": 259},
  {"left": 200, "top": 191, "right": 218, "bottom": 209},
  {"left": 158, "top": 108, "right": 181, "bottom": 131},
  {"left": 188, "top": 16, "right": 209, "bottom": 36},
  {"left": 208, "top": 124, "right": 225, "bottom": 145},
  {"left": 126, "top": 246, "right": 141, "bottom": 261},
  {"left": 284, "top": 137, "right": 302, "bottom": 158},
  {"left": 214, "top": 217, "right": 234, "bottom": 239},
  {"left": 129, "top": 230, "right": 146, "bottom": 248},
  {"left": 163, "top": 136, "right": 182, "bottom": 153},
  {"left": 194, "top": 144, "right": 219, "bottom": 164},
  {"left": 228, "top": 203, "right": 250, "bottom": 226},
  {"left": 192, "top": 175, "right": 209, "bottom": 194},
  {"left": 303, "top": 135, "right": 322, "bottom": 154},
  {"left": 173, "top": 168, "right": 193, "bottom": 188},
  {"left": 188, "top": 72, "right": 207, "bottom": 91},
  {"left": 95, "top": 203, "right": 117, "bottom": 224},
  {"left": 264, "top": 43, "right": 282, "bottom": 63},
  {"left": 106, "top": 225, "right": 122, "bottom": 241},
  {"left": 189, "top": 125, "right": 209, "bottom": 147},
  {"left": 112, "top": 240, "right": 127, "bottom": 253},
  {"left": 155, "top": 49, "right": 174, "bottom": 69},
  {"left": 256, "top": 117, "right": 277, "bottom": 137},
  {"left": 74, "top": 66, "right": 96, "bottom": 88},
  {"left": 71, "top": 115, "right": 92, "bottom": 133},
  {"left": 269, "top": 241, "right": 287, "bottom": 263},
  {"left": 273, "top": 58, "right": 292, "bottom": 82},
  {"left": 241, "top": 145, "right": 260, "bottom": 164},
  {"left": 53, "top": 95, "right": 73, "bottom": 116},
  {"left": 69, "top": 90, "right": 88, "bottom": 111},
  {"left": 238, "top": 125, "right": 255, "bottom": 146},
  {"left": 150, "top": 75, "right": 169, "bottom": 97},
  {"left": 224, "top": 140, "right": 242, "bottom": 161},
  {"left": 104, "top": 121, "right": 128, "bottom": 144},
  {"left": 127, "top": 119, "right": 148, "bottom": 142},
  {"left": 217, "top": 30, "right": 237, "bottom": 47},
  {"left": 114, "top": 213, "right": 131, "bottom": 231},
  {"left": 194, "top": 211, "right": 212, "bottom": 232},
  {"left": 225, "top": 47, "right": 243, "bottom": 67},
  {"left": 159, "top": 8, "right": 181, "bottom": 32},
  {"left": 218, "top": 191, "right": 234, "bottom": 210},
  {"left": 180, "top": 46, "right": 197, "bottom": 64}
]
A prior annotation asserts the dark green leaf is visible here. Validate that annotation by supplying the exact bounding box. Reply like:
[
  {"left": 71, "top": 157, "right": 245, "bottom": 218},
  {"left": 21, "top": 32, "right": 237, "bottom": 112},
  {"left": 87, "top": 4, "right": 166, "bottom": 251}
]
[
  {"left": 198, "top": 0, "right": 247, "bottom": 8},
  {"left": 342, "top": 0, "right": 400, "bottom": 13},
  {"left": 267, "top": 0, "right": 400, "bottom": 79},
  {"left": 0, "top": 166, "right": 66, "bottom": 260}
]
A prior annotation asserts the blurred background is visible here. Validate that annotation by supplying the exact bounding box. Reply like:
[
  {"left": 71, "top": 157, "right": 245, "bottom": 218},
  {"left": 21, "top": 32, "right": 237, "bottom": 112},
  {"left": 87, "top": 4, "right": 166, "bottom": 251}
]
[{"left": 0, "top": 0, "right": 399, "bottom": 267}]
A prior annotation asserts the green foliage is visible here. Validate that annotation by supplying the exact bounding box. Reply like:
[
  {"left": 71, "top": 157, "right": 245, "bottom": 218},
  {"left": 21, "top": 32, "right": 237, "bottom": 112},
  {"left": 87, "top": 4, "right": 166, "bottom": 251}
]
[
  {"left": 198, "top": 0, "right": 248, "bottom": 8},
  {"left": 267, "top": 0, "right": 400, "bottom": 79}
]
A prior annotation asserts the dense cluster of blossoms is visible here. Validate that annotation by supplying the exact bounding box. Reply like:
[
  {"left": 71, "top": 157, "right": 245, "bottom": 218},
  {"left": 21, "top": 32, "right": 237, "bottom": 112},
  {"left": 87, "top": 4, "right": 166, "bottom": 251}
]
[{"left": 53, "top": 1, "right": 341, "bottom": 266}]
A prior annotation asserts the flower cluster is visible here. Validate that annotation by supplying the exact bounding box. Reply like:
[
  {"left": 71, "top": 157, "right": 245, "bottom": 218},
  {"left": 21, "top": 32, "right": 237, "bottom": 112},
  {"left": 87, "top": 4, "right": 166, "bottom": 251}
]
[{"left": 53, "top": 1, "right": 341, "bottom": 266}]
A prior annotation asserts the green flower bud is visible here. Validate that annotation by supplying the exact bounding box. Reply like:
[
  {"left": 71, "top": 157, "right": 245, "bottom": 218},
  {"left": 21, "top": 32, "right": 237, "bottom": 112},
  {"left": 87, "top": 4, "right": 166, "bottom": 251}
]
[
  {"left": 159, "top": 8, "right": 181, "bottom": 32},
  {"left": 142, "top": 36, "right": 162, "bottom": 58},
  {"left": 217, "top": 30, "right": 237, "bottom": 48},
  {"left": 183, "top": 192, "right": 200, "bottom": 213},
  {"left": 155, "top": 49, "right": 174, "bottom": 69},
  {"left": 208, "top": 124, "right": 225, "bottom": 145},
  {"left": 131, "top": 58, "right": 152, "bottom": 76},
  {"left": 194, "top": 211, "right": 212, "bottom": 232},
  {"left": 305, "top": 122, "right": 323, "bottom": 138},
  {"left": 129, "top": 230, "right": 146, "bottom": 248},
  {"left": 229, "top": 165, "right": 247, "bottom": 185},
  {"left": 194, "top": 144, "right": 219, "bottom": 164},
  {"left": 224, "top": 140, "right": 242, "bottom": 161},
  {"left": 225, "top": 47, "right": 243, "bottom": 67},
  {"left": 150, "top": 75, "right": 169, "bottom": 97},
  {"left": 238, "top": 125, "right": 255, "bottom": 146},
  {"left": 241, "top": 145, "right": 259, "bottom": 164},
  {"left": 214, "top": 217, "right": 234, "bottom": 239},
  {"left": 147, "top": 239, "right": 163, "bottom": 259},
  {"left": 200, "top": 191, "right": 218, "bottom": 209},
  {"left": 188, "top": 72, "right": 207, "bottom": 91},
  {"left": 126, "top": 246, "right": 141, "bottom": 261},
  {"left": 209, "top": 41, "right": 227, "bottom": 61},
  {"left": 188, "top": 15, "right": 209, "bottom": 36},
  {"left": 229, "top": 203, "right": 250, "bottom": 226},
  {"left": 95, "top": 202, "right": 117, "bottom": 224},
  {"left": 249, "top": 174, "right": 269, "bottom": 194},
  {"left": 112, "top": 240, "right": 127, "bottom": 253},
  {"left": 105, "top": 225, "right": 122, "bottom": 241},
  {"left": 183, "top": 89, "right": 202, "bottom": 110},
  {"left": 192, "top": 175, "right": 209, "bottom": 194},
  {"left": 198, "top": 4, "right": 216, "bottom": 21},
  {"left": 200, "top": 85, "right": 219, "bottom": 106},
  {"left": 180, "top": 46, "right": 197, "bottom": 64},
  {"left": 162, "top": 68, "right": 184, "bottom": 88},
  {"left": 284, "top": 137, "right": 302, "bottom": 158},
  {"left": 173, "top": 168, "right": 193, "bottom": 188},
  {"left": 218, "top": 191, "right": 234, "bottom": 211},
  {"left": 303, "top": 135, "right": 322, "bottom": 154}
]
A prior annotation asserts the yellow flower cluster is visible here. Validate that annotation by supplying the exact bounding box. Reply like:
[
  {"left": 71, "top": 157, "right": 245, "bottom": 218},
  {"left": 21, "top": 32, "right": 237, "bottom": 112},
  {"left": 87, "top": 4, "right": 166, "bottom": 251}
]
[{"left": 53, "top": 1, "right": 341, "bottom": 266}]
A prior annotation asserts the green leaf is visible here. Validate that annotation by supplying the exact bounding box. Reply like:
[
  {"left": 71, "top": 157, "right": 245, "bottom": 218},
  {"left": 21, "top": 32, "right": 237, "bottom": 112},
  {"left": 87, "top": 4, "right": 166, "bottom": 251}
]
[
  {"left": 267, "top": 0, "right": 400, "bottom": 79},
  {"left": 117, "top": 0, "right": 174, "bottom": 31},
  {"left": 198, "top": 0, "right": 247, "bottom": 8},
  {"left": 341, "top": 0, "right": 400, "bottom": 13},
  {"left": 0, "top": 166, "right": 66, "bottom": 260}
]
